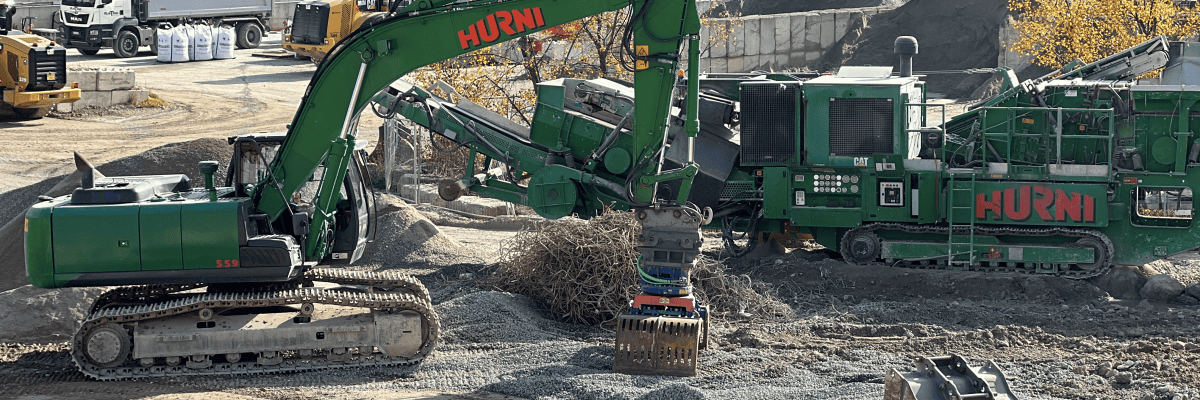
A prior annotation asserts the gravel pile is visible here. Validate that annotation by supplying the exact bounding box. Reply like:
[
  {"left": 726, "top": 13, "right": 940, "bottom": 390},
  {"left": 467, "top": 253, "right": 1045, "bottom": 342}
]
[
  {"left": 0, "top": 285, "right": 107, "bottom": 342},
  {"left": 354, "top": 194, "right": 486, "bottom": 271},
  {"left": 166, "top": 289, "right": 921, "bottom": 400}
]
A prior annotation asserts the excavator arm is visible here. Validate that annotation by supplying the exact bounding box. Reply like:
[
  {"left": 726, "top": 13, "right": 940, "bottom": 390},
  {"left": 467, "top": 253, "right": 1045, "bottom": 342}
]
[
  {"left": 254, "top": 0, "right": 708, "bottom": 376},
  {"left": 257, "top": 0, "right": 702, "bottom": 259}
]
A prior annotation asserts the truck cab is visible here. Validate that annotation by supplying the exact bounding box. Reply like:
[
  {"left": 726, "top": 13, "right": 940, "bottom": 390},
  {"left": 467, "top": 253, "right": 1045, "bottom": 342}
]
[{"left": 59, "top": 0, "right": 144, "bottom": 56}]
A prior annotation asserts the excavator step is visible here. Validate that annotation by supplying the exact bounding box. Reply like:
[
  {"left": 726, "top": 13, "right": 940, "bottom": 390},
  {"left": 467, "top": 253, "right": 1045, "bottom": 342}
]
[{"left": 612, "top": 314, "right": 703, "bottom": 377}]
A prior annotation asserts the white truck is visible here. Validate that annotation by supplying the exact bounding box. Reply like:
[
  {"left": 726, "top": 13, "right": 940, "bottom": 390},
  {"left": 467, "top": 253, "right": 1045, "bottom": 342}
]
[{"left": 58, "top": 0, "right": 273, "bottom": 57}]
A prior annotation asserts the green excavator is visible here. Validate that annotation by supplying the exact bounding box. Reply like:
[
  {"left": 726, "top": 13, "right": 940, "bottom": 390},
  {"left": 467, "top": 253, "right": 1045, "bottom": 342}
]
[
  {"left": 27, "top": 0, "right": 1200, "bottom": 393},
  {"left": 26, "top": 0, "right": 710, "bottom": 379}
]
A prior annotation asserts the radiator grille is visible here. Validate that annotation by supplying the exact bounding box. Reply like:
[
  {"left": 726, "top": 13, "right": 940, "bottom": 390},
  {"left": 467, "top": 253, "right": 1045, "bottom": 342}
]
[
  {"left": 7, "top": 53, "right": 17, "bottom": 85},
  {"left": 740, "top": 82, "right": 797, "bottom": 164},
  {"left": 719, "top": 182, "right": 754, "bottom": 200},
  {"left": 339, "top": 2, "right": 353, "bottom": 35},
  {"left": 829, "top": 98, "right": 894, "bottom": 156},
  {"left": 291, "top": 2, "right": 330, "bottom": 45},
  {"left": 28, "top": 47, "right": 67, "bottom": 91}
]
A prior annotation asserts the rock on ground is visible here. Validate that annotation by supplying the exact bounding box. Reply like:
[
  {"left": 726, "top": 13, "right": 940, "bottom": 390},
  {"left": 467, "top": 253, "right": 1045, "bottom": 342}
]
[
  {"left": 1090, "top": 266, "right": 1149, "bottom": 300},
  {"left": 1187, "top": 283, "right": 1200, "bottom": 299},
  {"left": 1141, "top": 274, "right": 1185, "bottom": 302},
  {"left": 0, "top": 285, "right": 108, "bottom": 342}
]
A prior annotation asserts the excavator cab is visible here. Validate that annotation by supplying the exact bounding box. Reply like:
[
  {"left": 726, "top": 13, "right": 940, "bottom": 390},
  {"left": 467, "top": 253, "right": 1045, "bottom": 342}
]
[{"left": 225, "top": 133, "right": 377, "bottom": 265}]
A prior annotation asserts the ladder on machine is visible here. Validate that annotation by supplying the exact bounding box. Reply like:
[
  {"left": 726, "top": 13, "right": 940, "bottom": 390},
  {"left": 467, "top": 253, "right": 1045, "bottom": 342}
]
[{"left": 945, "top": 173, "right": 977, "bottom": 270}]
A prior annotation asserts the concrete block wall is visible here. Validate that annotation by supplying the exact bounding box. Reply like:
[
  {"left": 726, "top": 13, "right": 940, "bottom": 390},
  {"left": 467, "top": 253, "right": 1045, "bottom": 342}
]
[
  {"left": 399, "top": 183, "right": 516, "bottom": 217},
  {"left": 56, "top": 67, "right": 149, "bottom": 112},
  {"left": 701, "top": 6, "right": 898, "bottom": 73}
]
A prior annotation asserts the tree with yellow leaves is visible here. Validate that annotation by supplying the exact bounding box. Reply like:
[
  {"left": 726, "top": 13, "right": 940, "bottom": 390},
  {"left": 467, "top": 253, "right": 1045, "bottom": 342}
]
[{"left": 1009, "top": 0, "right": 1200, "bottom": 67}]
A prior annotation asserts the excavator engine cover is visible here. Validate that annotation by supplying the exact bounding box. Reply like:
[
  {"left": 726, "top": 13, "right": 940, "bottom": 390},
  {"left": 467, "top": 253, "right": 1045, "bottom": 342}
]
[{"left": 612, "top": 315, "right": 702, "bottom": 377}]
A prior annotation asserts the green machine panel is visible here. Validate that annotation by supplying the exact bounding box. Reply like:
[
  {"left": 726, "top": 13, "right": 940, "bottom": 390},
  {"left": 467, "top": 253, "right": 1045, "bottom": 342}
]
[
  {"left": 140, "top": 203, "right": 183, "bottom": 271},
  {"left": 180, "top": 199, "right": 244, "bottom": 270},
  {"left": 52, "top": 203, "right": 142, "bottom": 274}
]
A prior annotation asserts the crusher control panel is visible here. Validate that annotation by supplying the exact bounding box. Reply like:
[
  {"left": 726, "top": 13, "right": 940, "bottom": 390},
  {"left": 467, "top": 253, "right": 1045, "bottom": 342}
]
[{"left": 880, "top": 182, "right": 903, "bottom": 206}]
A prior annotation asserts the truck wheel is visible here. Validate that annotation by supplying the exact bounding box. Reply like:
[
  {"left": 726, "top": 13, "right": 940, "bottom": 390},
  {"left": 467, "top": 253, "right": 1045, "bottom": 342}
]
[
  {"left": 14, "top": 107, "right": 50, "bottom": 119},
  {"left": 78, "top": 48, "right": 100, "bottom": 56},
  {"left": 235, "top": 22, "right": 263, "bottom": 49},
  {"left": 113, "top": 30, "right": 139, "bottom": 58}
]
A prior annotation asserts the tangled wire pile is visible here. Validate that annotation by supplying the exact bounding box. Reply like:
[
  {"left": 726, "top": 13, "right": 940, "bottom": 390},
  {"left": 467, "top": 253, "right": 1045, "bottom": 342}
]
[
  {"left": 489, "top": 210, "right": 797, "bottom": 326},
  {"left": 692, "top": 257, "right": 796, "bottom": 322},
  {"left": 490, "top": 211, "right": 641, "bottom": 325}
]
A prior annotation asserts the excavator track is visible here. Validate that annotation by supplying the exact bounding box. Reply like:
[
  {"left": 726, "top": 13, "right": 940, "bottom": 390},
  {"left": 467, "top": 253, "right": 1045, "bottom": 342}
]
[
  {"left": 841, "top": 223, "right": 1114, "bottom": 280},
  {"left": 72, "top": 270, "right": 439, "bottom": 380}
]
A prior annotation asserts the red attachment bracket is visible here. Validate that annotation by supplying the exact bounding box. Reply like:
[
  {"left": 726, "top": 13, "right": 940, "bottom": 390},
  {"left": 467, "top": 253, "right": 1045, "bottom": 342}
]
[{"left": 632, "top": 295, "right": 696, "bottom": 312}]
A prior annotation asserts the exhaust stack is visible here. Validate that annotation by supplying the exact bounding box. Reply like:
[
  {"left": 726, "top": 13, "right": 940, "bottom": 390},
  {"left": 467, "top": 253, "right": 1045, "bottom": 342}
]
[
  {"left": 895, "top": 36, "right": 918, "bottom": 78},
  {"left": 74, "top": 152, "right": 100, "bottom": 189}
]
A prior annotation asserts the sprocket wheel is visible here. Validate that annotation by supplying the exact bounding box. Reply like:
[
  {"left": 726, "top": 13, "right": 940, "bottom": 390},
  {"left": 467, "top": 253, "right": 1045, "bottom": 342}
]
[
  {"left": 81, "top": 324, "right": 131, "bottom": 368},
  {"left": 841, "top": 230, "right": 881, "bottom": 264}
]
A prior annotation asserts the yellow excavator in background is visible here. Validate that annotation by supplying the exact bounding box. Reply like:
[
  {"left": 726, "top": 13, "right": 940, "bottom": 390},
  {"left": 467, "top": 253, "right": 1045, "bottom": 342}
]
[
  {"left": 282, "top": 0, "right": 388, "bottom": 63},
  {"left": 0, "top": 1, "right": 80, "bottom": 119}
]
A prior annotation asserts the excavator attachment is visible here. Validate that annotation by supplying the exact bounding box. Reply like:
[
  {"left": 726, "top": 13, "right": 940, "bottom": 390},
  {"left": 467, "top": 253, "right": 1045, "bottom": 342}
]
[
  {"left": 612, "top": 315, "right": 702, "bottom": 377},
  {"left": 884, "top": 354, "right": 1017, "bottom": 400}
]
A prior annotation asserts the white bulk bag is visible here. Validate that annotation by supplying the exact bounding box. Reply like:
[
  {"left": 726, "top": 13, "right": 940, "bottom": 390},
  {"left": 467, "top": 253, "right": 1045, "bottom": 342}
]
[
  {"left": 170, "top": 25, "right": 191, "bottom": 62},
  {"left": 192, "top": 23, "right": 214, "bottom": 61},
  {"left": 215, "top": 25, "right": 236, "bottom": 60},
  {"left": 155, "top": 25, "right": 173, "bottom": 63},
  {"left": 208, "top": 24, "right": 220, "bottom": 58}
]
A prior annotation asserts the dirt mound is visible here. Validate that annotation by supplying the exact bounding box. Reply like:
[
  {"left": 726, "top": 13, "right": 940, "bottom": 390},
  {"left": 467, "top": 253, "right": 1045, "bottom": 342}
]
[
  {"left": 0, "top": 285, "right": 108, "bottom": 342},
  {"left": 0, "top": 138, "right": 232, "bottom": 292},
  {"left": 820, "top": 0, "right": 1014, "bottom": 98}
]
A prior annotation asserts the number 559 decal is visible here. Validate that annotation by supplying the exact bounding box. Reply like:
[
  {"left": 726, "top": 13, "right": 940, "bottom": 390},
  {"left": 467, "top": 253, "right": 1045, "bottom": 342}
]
[{"left": 216, "top": 259, "right": 240, "bottom": 268}]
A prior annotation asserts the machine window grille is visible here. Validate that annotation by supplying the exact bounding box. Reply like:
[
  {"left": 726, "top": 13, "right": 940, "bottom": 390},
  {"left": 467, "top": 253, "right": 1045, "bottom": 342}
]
[
  {"left": 829, "top": 98, "right": 894, "bottom": 156},
  {"left": 719, "top": 182, "right": 754, "bottom": 200},
  {"left": 1136, "top": 187, "right": 1193, "bottom": 220},
  {"left": 739, "top": 83, "right": 797, "bottom": 164}
]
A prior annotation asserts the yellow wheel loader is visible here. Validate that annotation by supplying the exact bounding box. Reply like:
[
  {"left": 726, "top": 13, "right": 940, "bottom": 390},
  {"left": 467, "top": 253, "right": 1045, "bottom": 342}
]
[
  {"left": 281, "top": 0, "right": 388, "bottom": 63},
  {"left": 0, "top": 2, "right": 80, "bottom": 119}
]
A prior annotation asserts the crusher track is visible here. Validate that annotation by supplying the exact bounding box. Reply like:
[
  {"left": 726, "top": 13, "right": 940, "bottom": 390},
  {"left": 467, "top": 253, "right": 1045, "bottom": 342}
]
[
  {"left": 840, "top": 223, "right": 1115, "bottom": 280},
  {"left": 72, "top": 269, "right": 439, "bottom": 380}
]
